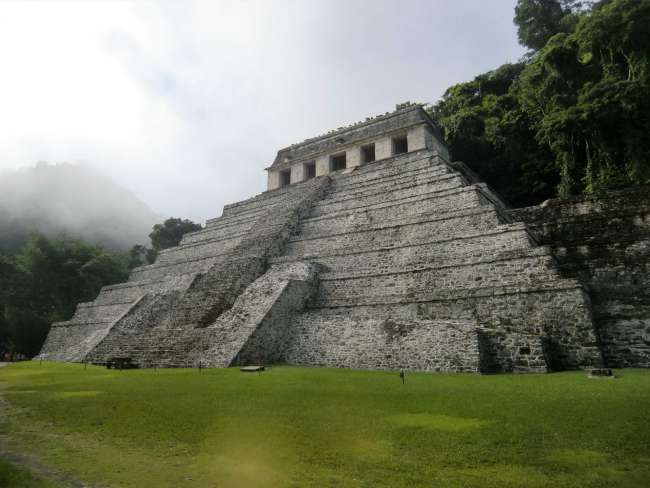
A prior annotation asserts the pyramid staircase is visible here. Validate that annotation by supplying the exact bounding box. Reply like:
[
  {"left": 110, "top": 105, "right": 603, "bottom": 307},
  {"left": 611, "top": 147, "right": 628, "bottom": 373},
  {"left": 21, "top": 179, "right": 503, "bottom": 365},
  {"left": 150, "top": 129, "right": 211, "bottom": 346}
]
[{"left": 38, "top": 148, "right": 602, "bottom": 373}]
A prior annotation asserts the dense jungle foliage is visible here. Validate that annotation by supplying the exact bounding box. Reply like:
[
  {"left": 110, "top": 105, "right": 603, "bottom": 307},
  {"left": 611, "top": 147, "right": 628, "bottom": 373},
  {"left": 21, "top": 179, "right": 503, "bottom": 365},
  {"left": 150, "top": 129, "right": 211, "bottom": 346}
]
[
  {"left": 0, "top": 218, "right": 202, "bottom": 357},
  {"left": 430, "top": 0, "right": 650, "bottom": 207}
]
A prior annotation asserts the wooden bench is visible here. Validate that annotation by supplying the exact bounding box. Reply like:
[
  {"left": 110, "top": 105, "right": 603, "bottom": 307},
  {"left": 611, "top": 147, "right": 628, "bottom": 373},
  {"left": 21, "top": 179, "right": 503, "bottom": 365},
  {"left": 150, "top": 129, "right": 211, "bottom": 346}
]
[{"left": 106, "top": 357, "right": 138, "bottom": 370}]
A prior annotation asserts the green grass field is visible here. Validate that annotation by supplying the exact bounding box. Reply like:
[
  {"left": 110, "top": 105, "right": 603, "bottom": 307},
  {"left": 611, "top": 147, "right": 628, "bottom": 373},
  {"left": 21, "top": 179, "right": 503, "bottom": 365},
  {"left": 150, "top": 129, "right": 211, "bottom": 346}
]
[{"left": 0, "top": 362, "right": 649, "bottom": 488}]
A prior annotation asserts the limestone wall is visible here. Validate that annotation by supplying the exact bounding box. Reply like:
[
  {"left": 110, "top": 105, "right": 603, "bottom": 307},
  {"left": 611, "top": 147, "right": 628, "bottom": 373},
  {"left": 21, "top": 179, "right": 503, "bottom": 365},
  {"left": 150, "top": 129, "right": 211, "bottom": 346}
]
[
  {"left": 274, "top": 150, "right": 601, "bottom": 372},
  {"left": 282, "top": 314, "right": 482, "bottom": 373},
  {"left": 41, "top": 139, "right": 630, "bottom": 374},
  {"left": 509, "top": 186, "right": 650, "bottom": 367},
  {"left": 84, "top": 177, "right": 329, "bottom": 366},
  {"left": 41, "top": 174, "right": 329, "bottom": 365},
  {"left": 86, "top": 263, "right": 318, "bottom": 368},
  {"left": 267, "top": 105, "right": 451, "bottom": 190},
  {"left": 271, "top": 105, "right": 446, "bottom": 170}
]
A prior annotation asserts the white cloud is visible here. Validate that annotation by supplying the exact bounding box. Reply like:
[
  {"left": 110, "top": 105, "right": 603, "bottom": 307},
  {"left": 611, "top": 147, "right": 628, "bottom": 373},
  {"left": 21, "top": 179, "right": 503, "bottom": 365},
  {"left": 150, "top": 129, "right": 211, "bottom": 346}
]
[{"left": 0, "top": 0, "right": 525, "bottom": 222}]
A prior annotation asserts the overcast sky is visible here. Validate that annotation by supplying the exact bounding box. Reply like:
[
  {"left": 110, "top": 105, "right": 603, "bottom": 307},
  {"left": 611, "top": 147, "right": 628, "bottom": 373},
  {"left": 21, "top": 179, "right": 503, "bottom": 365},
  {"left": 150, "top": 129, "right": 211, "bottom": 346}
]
[{"left": 0, "top": 0, "right": 525, "bottom": 222}]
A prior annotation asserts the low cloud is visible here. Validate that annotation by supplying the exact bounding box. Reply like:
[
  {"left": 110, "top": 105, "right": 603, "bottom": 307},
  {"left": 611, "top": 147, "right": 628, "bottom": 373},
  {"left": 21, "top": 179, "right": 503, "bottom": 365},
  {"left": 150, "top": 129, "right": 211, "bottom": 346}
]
[{"left": 0, "top": 163, "right": 159, "bottom": 252}]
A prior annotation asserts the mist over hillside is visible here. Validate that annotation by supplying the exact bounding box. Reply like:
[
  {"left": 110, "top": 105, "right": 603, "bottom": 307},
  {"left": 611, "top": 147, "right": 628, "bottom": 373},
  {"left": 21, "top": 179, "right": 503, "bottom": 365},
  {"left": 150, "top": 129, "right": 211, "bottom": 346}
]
[{"left": 0, "top": 163, "right": 159, "bottom": 253}]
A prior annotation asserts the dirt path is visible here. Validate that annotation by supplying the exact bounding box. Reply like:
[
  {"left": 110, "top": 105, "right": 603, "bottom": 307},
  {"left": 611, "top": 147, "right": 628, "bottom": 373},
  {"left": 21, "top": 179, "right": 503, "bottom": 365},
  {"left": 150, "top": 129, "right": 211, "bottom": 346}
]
[{"left": 0, "top": 367, "right": 100, "bottom": 488}]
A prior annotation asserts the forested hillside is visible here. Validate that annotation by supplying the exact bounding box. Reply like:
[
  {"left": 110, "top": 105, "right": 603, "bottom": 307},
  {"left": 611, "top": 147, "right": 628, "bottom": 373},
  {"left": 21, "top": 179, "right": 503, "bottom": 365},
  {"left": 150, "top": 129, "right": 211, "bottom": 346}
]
[
  {"left": 0, "top": 219, "right": 202, "bottom": 357},
  {"left": 430, "top": 0, "right": 650, "bottom": 207},
  {"left": 0, "top": 162, "right": 159, "bottom": 253}
]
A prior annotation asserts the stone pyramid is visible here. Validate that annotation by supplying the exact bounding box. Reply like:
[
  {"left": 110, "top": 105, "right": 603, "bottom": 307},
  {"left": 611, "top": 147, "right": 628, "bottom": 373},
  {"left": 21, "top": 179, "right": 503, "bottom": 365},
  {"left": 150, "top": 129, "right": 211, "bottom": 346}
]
[{"left": 38, "top": 103, "right": 603, "bottom": 373}]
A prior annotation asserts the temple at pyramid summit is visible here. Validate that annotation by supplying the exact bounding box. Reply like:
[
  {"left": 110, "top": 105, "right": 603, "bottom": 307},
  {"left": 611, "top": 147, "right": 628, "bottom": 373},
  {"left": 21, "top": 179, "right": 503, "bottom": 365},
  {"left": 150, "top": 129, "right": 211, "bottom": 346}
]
[{"left": 38, "top": 102, "right": 650, "bottom": 373}]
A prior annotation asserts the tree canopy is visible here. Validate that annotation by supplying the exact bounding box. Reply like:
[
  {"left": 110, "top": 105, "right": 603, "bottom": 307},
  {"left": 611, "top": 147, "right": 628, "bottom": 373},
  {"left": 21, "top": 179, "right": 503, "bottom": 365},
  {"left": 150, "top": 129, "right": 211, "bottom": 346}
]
[
  {"left": 0, "top": 235, "right": 129, "bottom": 356},
  {"left": 1, "top": 216, "right": 202, "bottom": 357},
  {"left": 430, "top": 63, "right": 558, "bottom": 207},
  {"left": 149, "top": 218, "right": 202, "bottom": 251},
  {"left": 431, "top": 0, "right": 649, "bottom": 204},
  {"left": 514, "top": 0, "right": 586, "bottom": 51},
  {"left": 516, "top": 0, "right": 650, "bottom": 196}
]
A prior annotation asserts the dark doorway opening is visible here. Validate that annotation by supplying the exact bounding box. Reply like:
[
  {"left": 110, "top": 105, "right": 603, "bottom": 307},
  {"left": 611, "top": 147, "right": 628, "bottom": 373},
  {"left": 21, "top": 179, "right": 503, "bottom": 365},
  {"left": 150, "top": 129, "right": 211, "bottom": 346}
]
[
  {"left": 361, "top": 143, "right": 376, "bottom": 163},
  {"left": 392, "top": 135, "right": 408, "bottom": 155},
  {"left": 279, "top": 169, "right": 291, "bottom": 187},
  {"left": 304, "top": 161, "right": 316, "bottom": 179},
  {"left": 330, "top": 153, "right": 347, "bottom": 171}
]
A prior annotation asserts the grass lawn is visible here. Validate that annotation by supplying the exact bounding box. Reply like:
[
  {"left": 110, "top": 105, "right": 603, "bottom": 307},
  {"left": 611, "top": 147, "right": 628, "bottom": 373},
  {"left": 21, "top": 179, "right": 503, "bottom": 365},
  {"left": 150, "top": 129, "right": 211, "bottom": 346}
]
[{"left": 0, "top": 362, "right": 649, "bottom": 488}]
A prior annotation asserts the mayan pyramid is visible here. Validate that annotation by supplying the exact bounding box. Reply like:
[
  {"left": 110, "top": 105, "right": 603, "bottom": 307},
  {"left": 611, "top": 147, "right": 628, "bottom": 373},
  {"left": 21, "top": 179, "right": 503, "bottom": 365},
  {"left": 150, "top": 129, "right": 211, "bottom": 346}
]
[{"left": 38, "top": 103, "right": 603, "bottom": 373}]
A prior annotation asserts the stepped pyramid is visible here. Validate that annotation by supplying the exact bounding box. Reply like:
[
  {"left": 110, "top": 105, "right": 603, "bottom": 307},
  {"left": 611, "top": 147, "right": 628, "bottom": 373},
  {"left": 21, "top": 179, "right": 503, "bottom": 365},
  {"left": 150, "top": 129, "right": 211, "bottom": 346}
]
[{"left": 38, "top": 103, "right": 603, "bottom": 373}]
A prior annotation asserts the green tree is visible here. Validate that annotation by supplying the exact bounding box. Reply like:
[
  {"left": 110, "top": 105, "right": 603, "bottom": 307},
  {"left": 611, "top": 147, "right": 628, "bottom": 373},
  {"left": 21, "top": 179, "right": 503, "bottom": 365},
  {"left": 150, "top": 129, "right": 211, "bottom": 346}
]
[
  {"left": 0, "top": 234, "right": 130, "bottom": 356},
  {"left": 127, "top": 244, "right": 156, "bottom": 269},
  {"left": 430, "top": 63, "right": 558, "bottom": 207},
  {"left": 514, "top": 0, "right": 588, "bottom": 51},
  {"left": 17, "top": 234, "right": 129, "bottom": 321},
  {"left": 0, "top": 255, "right": 32, "bottom": 354},
  {"left": 149, "top": 218, "right": 202, "bottom": 251},
  {"left": 515, "top": 0, "right": 650, "bottom": 195}
]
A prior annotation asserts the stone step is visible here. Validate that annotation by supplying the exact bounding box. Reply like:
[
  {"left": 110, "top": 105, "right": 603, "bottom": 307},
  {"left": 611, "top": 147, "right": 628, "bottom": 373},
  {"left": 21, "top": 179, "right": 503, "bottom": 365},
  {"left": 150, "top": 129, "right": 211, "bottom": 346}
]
[
  {"left": 220, "top": 178, "right": 319, "bottom": 218},
  {"left": 206, "top": 192, "right": 313, "bottom": 227},
  {"left": 332, "top": 157, "right": 447, "bottom": 191},
  {"left": 157, "top": 233, "right": 246, "bottom": 264},
  {"left": 210, "top": 192, "right": 312, "bottom": 226},
  {"left": 51, "top": 319, "right": 113, "bottom": 328},
  {"left": 331, "top": 151, "right": 440, "bottom": 188},
  {"left": 291, "top": 206, "right": 503, "bottom": 243},
  {"left": 307, "top": 184, "right": 485, "bottom": 221},
  {"left": 311, "top": 250, "right": 562, "bottom": 308},
  {"left": 282, "top": 214, "right": 516, "bottom": 261},
  {"left": 129, "top": 255, "right": 223, "bottom": 282},
  {"left": 179, "top": 219, "right": 257, "bottom": 246},
  {"left": 67, "top": 301, "right": 134, "bottom": 323},
  {"left": 277, "top": 224, "right": 534, "bottom": 273},
  {"left": 310, "top": 273, "right": 584, "bottom": 309},
  {"left": 95, "top": 274, "right": 198, "bottom": 307},
  {"left": 181, "top": 225, "right": 251, "bottom": 246},
  {"left": 318, "top": 241, "right": 548, "bottom": 280},
  {"left": 324, "top": 164, "right": 451, "bottom": 199},
  {"left": 313, "top": 174, "right": 466, "bottom": 214},
  {"left": 94, "top": 283, "right": 157, "bottom": 306},
  {"left": 220, "top": 185, "right": 296, "bottom": 217},
  {"left": 205, "top": 210, "right": 262, "bottom": 229}
]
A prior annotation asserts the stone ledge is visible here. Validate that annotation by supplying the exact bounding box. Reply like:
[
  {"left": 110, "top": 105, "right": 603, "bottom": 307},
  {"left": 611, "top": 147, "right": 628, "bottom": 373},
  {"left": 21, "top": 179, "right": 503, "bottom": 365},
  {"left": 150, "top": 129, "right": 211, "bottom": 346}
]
[
  {"left": 331, "top": 159, "right": 445, "bottom": 192},
  {"left": 222, "top": 177, "right": 323, "bottom": 214},
  {"left": 315, "top": 173, "right": 464, "bottom": 209},
  {"left": 76, "top": 299, "right": 140, "bottom": 309},
  {"left": 287, "top": 207, "right": 504, "bottom": 244},
  {"left": 310, "top": 279, "right": 586, "bottom": 309},
  {"left": 309, "top": 184, "right": 482, "bottom": 220},
  {"left": 178, "top": 219, "right": 257, "bottom": 246},
  {"left": 278, "top": 224, "right": 531, "bottom": 265},
  {"left": 330, "top": 153, "right": 441, "bottom": 189},
  {"left": 51, "top": 319, "right": 113, "bottom": 327},
  {"left": 205, "top": 211, "right": 263, "bottom": 228},
  {"left": 197, "top": 213, "right": 261, "bottom": 233},
  {"left": 316, "top": 245, "right": 552, "bottom": 280},
  {"left": 103, "top": 278, "right": 167, "bottom": 291},
  {"left": 160, "top": 232, "right": 246, "bottom": 256},
  {"left": 325, "top": 165, "right": 450, "bottom": 197}
]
